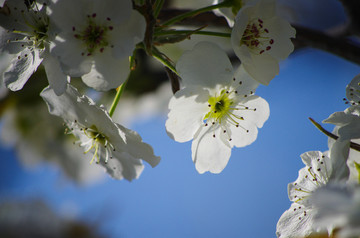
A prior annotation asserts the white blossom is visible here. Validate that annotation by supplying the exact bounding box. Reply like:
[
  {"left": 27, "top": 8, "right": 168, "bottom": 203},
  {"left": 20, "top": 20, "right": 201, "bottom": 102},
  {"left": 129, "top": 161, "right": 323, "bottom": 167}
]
[
  {"left": 276, "top": 151, "right": 332, "bottom": 238},
  {"left": 323, "top": 74, "right": 360, "bottom": 141},
  {"left": 323, "top": 105, "right": 360, "bottom": 141},
  {"left": 231, "top": 0, "right": 295, "bottom": 85},
  {"left": 40, "top": 84, "right": 160, "bottom": 181},
  {"left": 166, "top": 42, "right": 269, "bottom": 174},
  {"left": 276, "top": 135, "right": 351, "bottom": 238},
  {"left": 312, "top": 184, "right": 360, "bottom": 238},
  {"left": 0, "top": 0, "right": 68, "bottom": 95},
  {"left": 48, "top": 0, "right": 145, "bottom": 91},
  {"left": 0, "top": 103, "right": 105, "bottom": 184}
]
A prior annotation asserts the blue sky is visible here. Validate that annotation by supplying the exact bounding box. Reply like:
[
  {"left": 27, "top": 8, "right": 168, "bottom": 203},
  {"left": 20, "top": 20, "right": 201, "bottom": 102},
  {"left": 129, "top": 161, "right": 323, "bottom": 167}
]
[{"left": 1, "top": 47, "right": 360, "bottom": 238}]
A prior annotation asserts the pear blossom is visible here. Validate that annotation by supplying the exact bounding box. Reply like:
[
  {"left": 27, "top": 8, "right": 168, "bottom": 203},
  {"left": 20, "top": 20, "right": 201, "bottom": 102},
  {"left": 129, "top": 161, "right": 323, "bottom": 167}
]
[
  {"left": 231, "top": 0, "right": 295, "bottom": 85},
  {"left": 323, "top": 105, "right": 360, "bottom": 141},
  {"left": 166, "top": 42, "right": 269, "bottom": 174},
  {"left": 0, "top": 103, "right": 105, "bottom": 184},
  {"left": 48, "top": 0, "right": 145, "bottom": 91},
  {"left": 0, "top": 0, "right": 68, "bottom": 95},
  {"left": 276, "top": 151, "right": 332, "bottom": 238},
  {"left": 40, "top": 84, "right": 160, "bottom": 181},
  {"left": 324, "top": 74, "right": 360, "bottom": 140},
  {"left": 312, "top": 184, "right": 360, "bottom": 238},
  {"left": 276, "top": 137, "right": 350, "bottom": 238}
]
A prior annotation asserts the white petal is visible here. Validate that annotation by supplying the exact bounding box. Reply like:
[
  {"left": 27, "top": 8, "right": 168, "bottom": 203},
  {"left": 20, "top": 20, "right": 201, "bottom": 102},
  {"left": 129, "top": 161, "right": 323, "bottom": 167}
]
[
  {"left": 242, "top": 52, "right": 279, "bottom": 85},
  {"left": 166, "top": 86, "right": 209, "bottom": 143},
  {"left": 324, "top": 106, "right": 360, "bottom": 140},
  {"left": 93, "top": 0, "right": 132, "bottom": 25},
  {"left": 42, "top": 51, "right": 69, "bottom": 96},
  {"left": 328, "top": 138, "right": 350, "bottom": 182},
  {"left": 110, "top": 10, "right": 145, "bottom": 59},
  {"left": 176, "top": 42, "right": 233, "bottom": 88},
  {"left": 251, "top": 0, "right": 276, "bottom": 19},
  {"left": 229, "top": 96, "right": 270, "bottom": 147},
  {"left": 3, "top": 48, "right": 42, "bottom": 91},
  {"left": 276, "top": 203, "right": 316, "bottom": 238},
  {"left": 117, "top": 124, "right": 161, "bottom": 168},
  {"left": 51, "top": 34, "right": 92, "bottom": 77},
  {"left": 231, "top": 7, "right": 250, "bottom": 51},
  {"left": 40, "top": 85, "right": 126, "bottom": 143},
  {"left": 191, "top": 125, "right": 232, "bottom": 174},
  {"left": 265, "top": 17, "right": 296, "bottom": 60},
  {"left": 48, "top": 0, "right": 90, "bottom": 33},
  {"left": 233, "top": 65, "right": 260, "bottom": 93},
  {"left": 0, "top": 0, "right": 30, "bottom": 32},
  {"left": 81, "top": 50, "right": 129, "bottom": 91},
  {"left": 323, "top": 111, "right": 354, "bottom": 125},
  {"left": 288, "top": 151, "right": 332, "bottom": 206},
  {"left": 346, "top": 74, "right": 360, "bottom": 104},
  {"left": 100, "top": 151, "right": 144, "bottom": 181}
]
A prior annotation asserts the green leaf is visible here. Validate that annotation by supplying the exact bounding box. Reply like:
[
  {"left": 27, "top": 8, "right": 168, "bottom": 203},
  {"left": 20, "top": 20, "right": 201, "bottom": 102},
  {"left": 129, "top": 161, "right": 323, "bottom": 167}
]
[{"left": 355, "top": 161, "right": 360, "bottom": 184}]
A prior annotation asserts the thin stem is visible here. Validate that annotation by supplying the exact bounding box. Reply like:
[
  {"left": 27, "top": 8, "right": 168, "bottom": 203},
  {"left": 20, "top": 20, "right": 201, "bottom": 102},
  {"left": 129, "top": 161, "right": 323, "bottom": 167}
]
[
  {"left": 309, "top": 117, "right": 338, "bottom": 140},
  {"left": 309, "top": 117, "right": 360, "bottom": 152},
  {"left": 161, "top": 1, "right": 232, "bottom": 27},
  {"left": 153, "top": 0, "right": 165, "bottom": 19},
  {"left": 109, "top": 79, "right": 128, "bottom": 117},
  {"left": 155, "top": 30, "right": 231, "bottom": 38},
  {"left": 151, "top": 47, "right": 178, "bottom": 75}
]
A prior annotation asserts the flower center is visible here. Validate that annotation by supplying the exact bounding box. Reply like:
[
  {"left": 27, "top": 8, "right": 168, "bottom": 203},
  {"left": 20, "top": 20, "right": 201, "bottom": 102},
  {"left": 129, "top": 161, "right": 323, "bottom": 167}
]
[
  {"left": 205, "top": 89, "right": 233, "bottom": 124},
  {"left": 202, "top": 79, "right": 258, "bottom": 140},
  {"left": 5, "top": 3, "right": 49, "bottom": 54},
  {"left": 73, "top": 14, "right": 114, "bottom": 56},
  {"left": 67, "top": 122, "right": 115, "bottom": 164},
  {"left": 240, "top": 18, "right": 274, "bottom": 54}
]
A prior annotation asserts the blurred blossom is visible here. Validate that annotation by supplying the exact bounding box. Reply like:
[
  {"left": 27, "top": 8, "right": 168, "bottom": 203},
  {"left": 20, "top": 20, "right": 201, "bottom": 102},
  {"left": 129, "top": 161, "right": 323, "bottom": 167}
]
[
  {"left": 112, "top": 82, "right": 172, "bottom": 127},
  {"left": 0, "top": 101, "right": 105, "bottom": 185},
  {"left": 41, "top": 85, "right": 160, "bottom": 181},
  {"left": 0, "top": 199, "right": 105, "bottom": 238},
  {"left": 312, "top": 184, "right": 360, "bottom": 238}
]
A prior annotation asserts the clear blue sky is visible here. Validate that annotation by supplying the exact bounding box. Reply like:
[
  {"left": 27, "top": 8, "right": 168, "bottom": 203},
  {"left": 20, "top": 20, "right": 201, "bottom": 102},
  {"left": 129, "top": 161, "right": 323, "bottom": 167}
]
[{"left": 1, "top": 47, "right": 360, "bottom": 238}]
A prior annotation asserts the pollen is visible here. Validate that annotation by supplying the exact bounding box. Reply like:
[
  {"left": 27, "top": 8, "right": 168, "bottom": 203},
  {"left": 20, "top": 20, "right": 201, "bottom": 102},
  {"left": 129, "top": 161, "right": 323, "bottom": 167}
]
[
  {"left": 240, "top": 18, "right": 274, "bottom": 55},
  {"left": 205, "top": 89, "right": 233, "bottom": 124},
  {"left": 68, "top": 122, "right": 115, "bottom": 164},
  {"left": 73, "top": 16, "right": 112, "bottom": 55}
]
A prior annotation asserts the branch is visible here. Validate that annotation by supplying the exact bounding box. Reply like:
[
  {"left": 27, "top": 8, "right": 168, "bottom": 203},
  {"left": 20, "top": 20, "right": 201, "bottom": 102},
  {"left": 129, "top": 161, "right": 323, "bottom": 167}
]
[
  {"left": 309, "top": 117, "right": 360, "bottom": 152},
  {"left": 293, "top": 25, "right": 360, "bottom": 65}
]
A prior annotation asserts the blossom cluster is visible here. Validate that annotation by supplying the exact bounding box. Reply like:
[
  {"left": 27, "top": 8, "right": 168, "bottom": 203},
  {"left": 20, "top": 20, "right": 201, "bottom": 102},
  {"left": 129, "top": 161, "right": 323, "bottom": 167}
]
[
  {"left": 0, "top": 0, "right": 295, "bottom": 178},
  {"left": 0, "top": 0, "right": 157, "bottom": 181},
  {"left": 276, "top": 74, "right": 360, "bottom": 238},
  {"left": 1, "top": 0, "right": 360, "bottom": 236}
]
